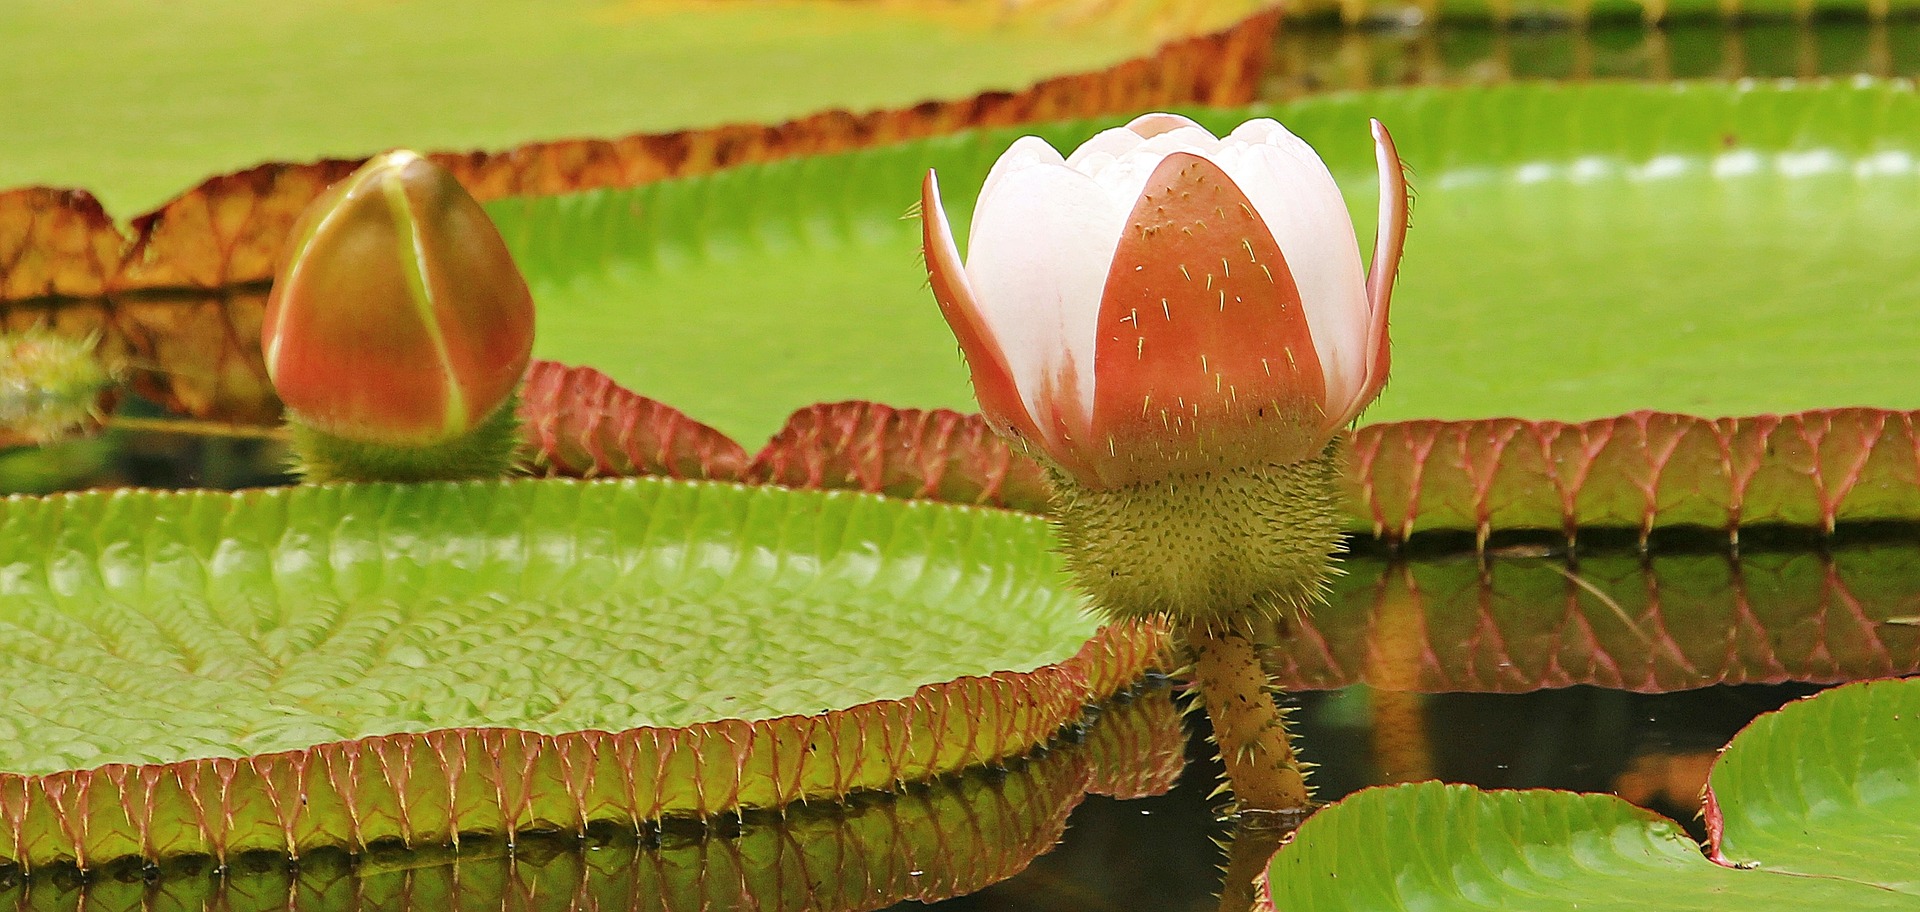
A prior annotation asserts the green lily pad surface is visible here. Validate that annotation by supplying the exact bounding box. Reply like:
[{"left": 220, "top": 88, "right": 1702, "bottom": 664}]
[
  {"left": 499, "top": 82, "right": 1920, "bottom": 447},
  {"left": 1707, "top": 678, "right": 1920, "bottom": 887},
  {"left": 0, "top": 0, "right": 1263, "bottom": 216},
  {"left": 0, "top": 478, "right": 1155, "bottom": 867},
  {"left": 1261, "top": 678, "right": 1920, "bottom": 910}
]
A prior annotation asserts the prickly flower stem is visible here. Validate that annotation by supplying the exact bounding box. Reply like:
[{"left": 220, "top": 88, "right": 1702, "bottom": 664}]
[
  {"left": 1045, "top": 441, "right": 1345, "bottom": 813},
  {"left": 1190, "top": 617, "right": 1310, "bottom": 812}
]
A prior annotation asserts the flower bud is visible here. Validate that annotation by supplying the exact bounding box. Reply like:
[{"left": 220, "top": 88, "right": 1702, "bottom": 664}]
[
  {"left": 921, "top": 114, "right": 1411, "bottom": 624},
  {"left": 263, "top": 150, "right": 535, "bottom": 481},
  {"left": 921, "top": 115, "right": 1413, "bottom": 813},
  {"left": 921, "top": 114, "right": 1407, "bottom": 491}
]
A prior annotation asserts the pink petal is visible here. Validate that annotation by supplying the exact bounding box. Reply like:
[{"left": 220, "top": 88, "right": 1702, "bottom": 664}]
[
  {"left": 1348, "top": 118, "right": 1409, "bottom": 426},
  {"left": 1087, "top": 152, "right": 1327, "bottom": 487},
  {"left": 920, "top": 170, "right": 1043, "bottom": 446},
  {"left": 1213, "top": 126, "right": 1371, "bottom": 417}
]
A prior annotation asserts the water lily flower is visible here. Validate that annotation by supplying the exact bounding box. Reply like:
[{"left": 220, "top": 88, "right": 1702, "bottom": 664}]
[
  {"left": 263, "top": 150, "right": 535, "bottom": 481},
  {"left": 921, "top": 114, "right": 1413, "bottom": 813},
  {"left": 920, "top": 113, "right": 1408, "bottom": 490},
  {"left": 264, "top": 150, "right": 534, "bottom": 448}
]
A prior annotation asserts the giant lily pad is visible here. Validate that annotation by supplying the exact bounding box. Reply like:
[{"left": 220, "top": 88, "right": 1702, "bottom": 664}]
[
  {"left": 0, "top": 687, "right": 1184, "bottom": 912},
  {"left": 0, "top": 3, "right": 1276, "bottom": 303},
  {"left": 0, "top": 0, "right": 1272, "bottom": 218},
  {"left": 484, "top": 81, "right": 1920, "bottom": 449},
  {"left": 1259, "top": 677, "right": 1920, "bottom": 910},
  {"left": 0, "top": 478, "right": 1163, "bottom": 869}
]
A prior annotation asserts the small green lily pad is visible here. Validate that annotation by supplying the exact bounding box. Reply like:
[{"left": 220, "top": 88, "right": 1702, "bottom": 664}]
[
  {"left": 1706, "top": 678, "right": 1920, "bottom": 888},
  {"left": 1261, "top": 678, "right": 1920, "bottom": 909}
]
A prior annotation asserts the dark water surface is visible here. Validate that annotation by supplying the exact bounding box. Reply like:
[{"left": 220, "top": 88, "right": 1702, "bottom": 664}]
[
  {"left": 916, "top": 683, "right": 1817, "bottom": 910},
  {"left": 1269, "top": 15, "right": 1920, "bottom": 97}
]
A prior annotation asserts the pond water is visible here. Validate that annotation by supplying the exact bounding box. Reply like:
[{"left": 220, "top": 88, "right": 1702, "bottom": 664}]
[
  {"left": 1270, "top": 14, "right": 1920, "bottom": 95},
  {"left": 2, "top": 15, "right": 1916, "bottom": 912}
]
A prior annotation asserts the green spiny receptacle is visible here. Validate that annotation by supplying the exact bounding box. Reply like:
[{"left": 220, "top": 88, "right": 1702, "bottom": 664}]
[
  {"left": 1047, "top": 439, "right": 1346, "bottom": 624},
  {"left": 289, "top": 389, "right": 523, "bottom": 483}
]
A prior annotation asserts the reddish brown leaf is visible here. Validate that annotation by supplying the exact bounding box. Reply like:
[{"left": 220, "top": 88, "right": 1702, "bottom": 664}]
[
  {"left": 1345, "top": 410, "right": 1920, "bottom": 545},
  {"left": 121, "top": 161, "right": 365, "bottom": 295},
  {"left": 747, "top": 401, "right": 1050, "bottom": 511},
  {"left": 515, "top": 378, "right": 1920, "bottom": 540},
  {"left": 517, "top": 361, "right": 751, "bottom": 481},
  {"left": 0, "top": 189, "right": 122, "bottom": 302},
  {"left": 0, "top": 12, "right": 1277, "bottom": 305}
]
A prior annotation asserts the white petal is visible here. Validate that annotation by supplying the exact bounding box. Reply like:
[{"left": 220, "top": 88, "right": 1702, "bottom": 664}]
[
  {"left": 964, "top": 160, "right": 1124, "bottom": 436},
  {"left": 1072, "top": 124, "right": 1223, "bottom": 216},
  {"left": 1215, "top": 140, "right": 1371, "bottom": 409},
  {"left": 971, "top": 136, "right": 1068, "bottom": 246},
  {"left": 1124, "top": 112, "right": 1207, "bottom": 139},
  {"left": 1134, "top": 125, "right": 1225, "bottom": 159},
  {"left": 1066, "top": 126, "right": 1152, "bottom": 172},
  {"left": 1077, "top": 148, "right": 1171, "bottom": 217},
  {"left": 1225, "top": 117, "right": 1289, "bottom": 146}
]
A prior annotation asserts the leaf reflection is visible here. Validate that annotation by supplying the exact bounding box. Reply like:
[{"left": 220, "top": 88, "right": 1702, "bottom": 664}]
[
  {"left": 1270, "top": 539, "right": 1920, "bottom": 693},
  {"left": 0, "top": 687, "right": 1183, "bottom": 912}
]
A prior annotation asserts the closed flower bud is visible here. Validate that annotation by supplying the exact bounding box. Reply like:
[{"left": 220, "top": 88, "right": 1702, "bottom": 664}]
[
  {"left": 921, "top": 114, "right": 1407, "bottom": 490},
  {"left": 263, "top": 150, "right": 535, "bottom": 481}
]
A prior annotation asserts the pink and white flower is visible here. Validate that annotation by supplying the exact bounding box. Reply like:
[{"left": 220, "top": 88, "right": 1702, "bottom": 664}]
[{"left": 921, "top": 113, "right": 1408, "bottom": 489}]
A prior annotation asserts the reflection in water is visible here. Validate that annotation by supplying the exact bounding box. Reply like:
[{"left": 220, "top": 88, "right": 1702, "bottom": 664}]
[
  {"left": 912, "top": 682, "right": 1814, "bottom": 910},
  {"left": 1269, "top": 17, "right": 1920, "bottom": 98},
  {"left": 1271, "top": 538, "right": 1920, "bottom": 693},
  {"left": 1, "top": 688, "right": 1185, "bottom": 912},
  {"left": 0, "top": 289, "right": 275, "bottom": 430}
]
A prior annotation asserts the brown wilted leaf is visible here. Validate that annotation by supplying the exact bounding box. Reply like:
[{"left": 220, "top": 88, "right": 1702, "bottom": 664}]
[{"left": 0, "top": 189, "right": 122, "bottom": 302}]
